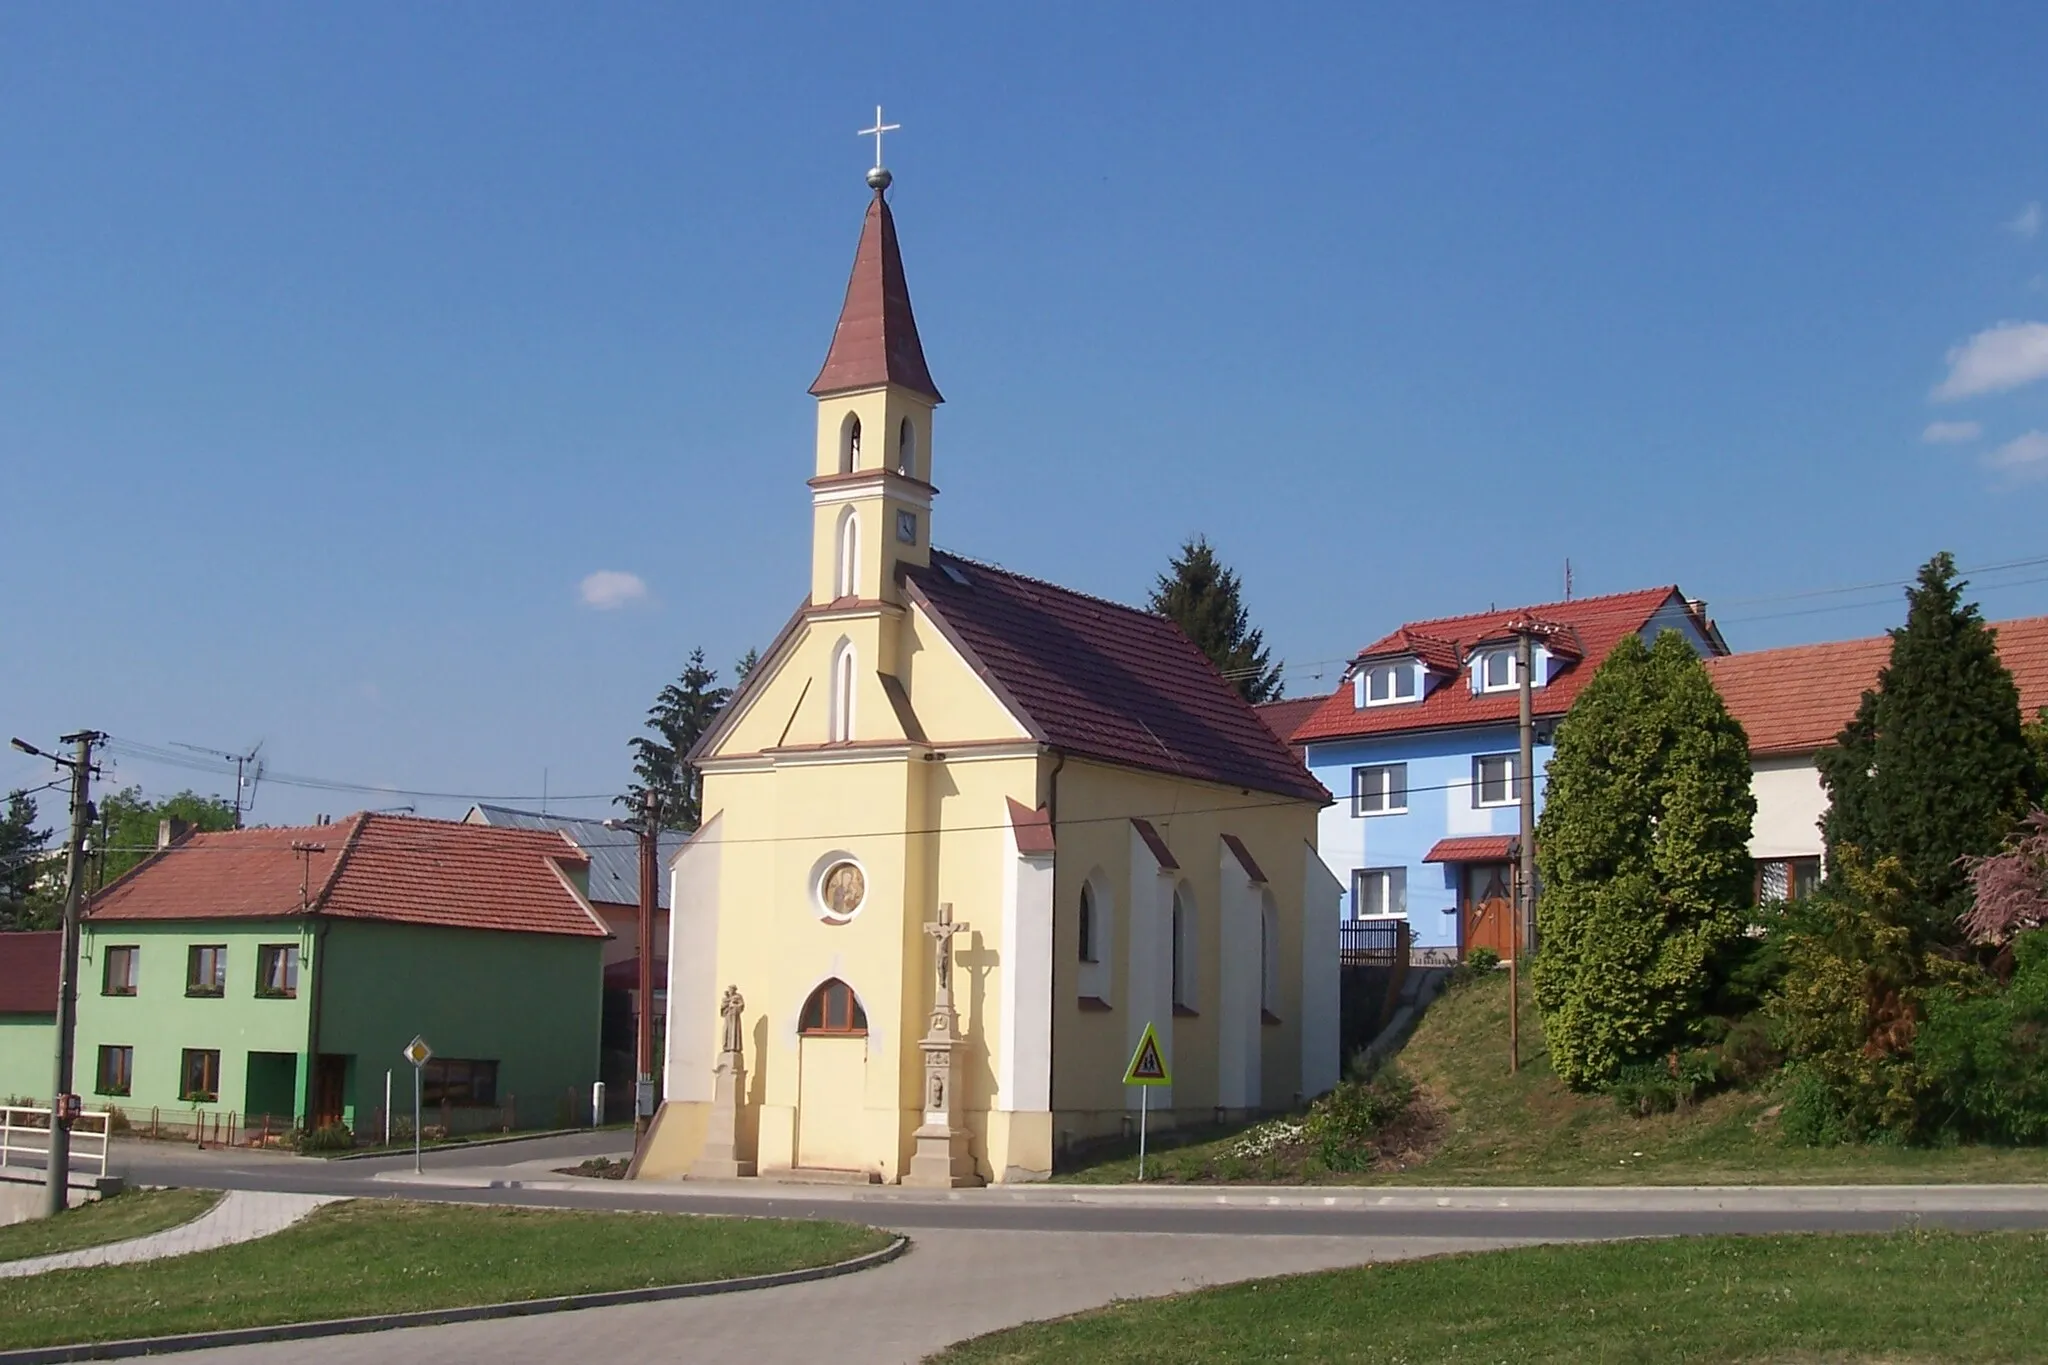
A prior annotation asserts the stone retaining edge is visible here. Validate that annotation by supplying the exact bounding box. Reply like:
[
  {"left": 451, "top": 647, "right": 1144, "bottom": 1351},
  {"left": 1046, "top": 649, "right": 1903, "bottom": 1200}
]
[{"left": 0, "top": 1234, "right": 910, "bottom": 1364}]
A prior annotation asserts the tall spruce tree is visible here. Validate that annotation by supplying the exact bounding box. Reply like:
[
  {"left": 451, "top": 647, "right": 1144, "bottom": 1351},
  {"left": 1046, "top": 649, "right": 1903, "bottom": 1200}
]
[
  {"left": 1532, "top": 630, "right": 1757, "bottom": 1089},
  {"left": 0, "top": 790, "right": 55, "bottom": 930},
  {"left": 623, "top": 648, "right": 731, "bottom": 832},
  {"left": 1816, "top": 552, "right": 2038, "bottom": 937},
  {"left": 1148, "top": 535, "right": 1283, "bottom": 704}
]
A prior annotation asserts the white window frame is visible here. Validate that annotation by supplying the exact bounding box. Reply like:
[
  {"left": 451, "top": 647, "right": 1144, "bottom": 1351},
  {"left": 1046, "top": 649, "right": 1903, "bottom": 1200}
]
[
  {"left": 1350, "top": 762, "right": 1408, "bottom": 817},
  {"left": 1356, "top": 660, "right": 1419, "bottom": 708},
  {"left": 1473, "top": 752, "right": 1519, "bottom": 807},
  {"left": 1351, "top": 867, "right": 1406, "bottom": 920},
  {"left": 834, "top": 506, "right": 859, "bottom": 599},
  {"left": 829, "top": 639, "right": 857, "bottom": 742},
  {"left": 1475, "top": 647, "right": 1520, "bottom": 693}
]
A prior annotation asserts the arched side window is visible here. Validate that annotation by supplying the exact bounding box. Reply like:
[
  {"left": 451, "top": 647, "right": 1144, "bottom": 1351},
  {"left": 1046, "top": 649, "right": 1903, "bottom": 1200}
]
[
  {"left": 799, "top": 978, "right": 868, "bottom": 1034},
  {"left": 834, "top": 506, "right": 860, "bottom": 599},
  {"left": 897, "top": 417, "right": 916, "bottom": 477},
  {"left": 1078, "top": 883, "right": 1097, "bottom": 963},
  {"left": 840, "top": 414, "right": 861, "bottom": 474},
  {"left": 1171, "top": 886, "right": 1197, "bottom": 1011},
  {"left": 829, "top": 639, "right": 856, "bottom": 742},
  {"left": 1260, "top": 893, "right": 1278, "bottom": 1015}
]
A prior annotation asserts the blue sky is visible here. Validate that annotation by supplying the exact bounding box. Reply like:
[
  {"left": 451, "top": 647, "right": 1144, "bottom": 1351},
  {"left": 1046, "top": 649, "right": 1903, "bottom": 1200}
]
[{"left": 6, "top": 4, "right": 2048, "bottom": 826}]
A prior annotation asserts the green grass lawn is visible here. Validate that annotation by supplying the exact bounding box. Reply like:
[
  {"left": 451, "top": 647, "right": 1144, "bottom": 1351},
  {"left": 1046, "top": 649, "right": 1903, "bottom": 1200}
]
[
  {"left": 935, "top": 1230, "right": 2048, "bottom": 1363},
  {"left": 0, "top": 1199, "right": 893, "bottom": 1351},
  {"left": 1059, "top": 972, "right": 2048, "bottom": 1185},
  {"left": 0, "top": 1188, "right": 220, "bottom": 1263}
]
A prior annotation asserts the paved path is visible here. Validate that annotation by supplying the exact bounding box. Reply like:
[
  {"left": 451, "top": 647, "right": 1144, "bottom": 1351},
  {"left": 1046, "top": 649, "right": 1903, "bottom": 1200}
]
[
  {"left": 173, "top": 1227, "right": 1527, "bottom": 1365},
  {"left": 0, "top": 1190, "right": 336, "bottom": 1278}
]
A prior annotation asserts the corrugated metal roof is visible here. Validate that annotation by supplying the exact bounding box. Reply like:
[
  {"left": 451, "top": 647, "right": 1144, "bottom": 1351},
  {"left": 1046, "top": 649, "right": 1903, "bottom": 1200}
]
[{"left": 468, "top": 805, "right": 683, "bottom": 910}]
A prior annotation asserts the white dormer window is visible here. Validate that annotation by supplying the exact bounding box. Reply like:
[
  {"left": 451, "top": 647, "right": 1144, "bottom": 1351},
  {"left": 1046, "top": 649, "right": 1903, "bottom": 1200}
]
[
  {"left": 1354, "top": 660, "right": 1419, "bottom": 708},
  {"left": 1476, "top": 647, "right": 1520, "bottom": 693}
]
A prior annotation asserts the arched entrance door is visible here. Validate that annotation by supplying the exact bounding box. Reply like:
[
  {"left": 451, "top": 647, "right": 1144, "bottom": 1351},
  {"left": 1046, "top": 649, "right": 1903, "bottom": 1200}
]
[{"left": 795, "top": 978, "right": 869, "bottom": 1171}]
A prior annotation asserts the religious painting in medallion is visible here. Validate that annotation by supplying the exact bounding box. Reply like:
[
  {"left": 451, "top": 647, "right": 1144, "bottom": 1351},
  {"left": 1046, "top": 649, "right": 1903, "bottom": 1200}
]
[{"left": 821, "top": 861, "right": 866, "bottom": 920}]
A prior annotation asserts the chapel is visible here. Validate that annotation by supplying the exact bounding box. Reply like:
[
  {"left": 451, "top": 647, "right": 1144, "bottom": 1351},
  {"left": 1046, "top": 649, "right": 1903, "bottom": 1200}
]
[{"left": 635, "top": 153, "right": 1340, "bottom": 1186}]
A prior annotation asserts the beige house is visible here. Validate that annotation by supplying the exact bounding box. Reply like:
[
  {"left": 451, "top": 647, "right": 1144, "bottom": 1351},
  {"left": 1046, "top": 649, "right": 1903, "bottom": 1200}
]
[
  {"left": 1705, "top": 616, "right": 2048, "bottom": 899},
  {"left": 635, "top": 167, "right": 1337, "bottom": 1186}
]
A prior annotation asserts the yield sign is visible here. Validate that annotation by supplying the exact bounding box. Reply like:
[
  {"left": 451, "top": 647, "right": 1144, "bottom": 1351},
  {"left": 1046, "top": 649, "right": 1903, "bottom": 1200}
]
[
  {"left": 402, "top": 1035, "right": 433, "bottom": 1068},
  {"left": 1122, "top": 1022, "right": 1171, "bottom": 1087}
]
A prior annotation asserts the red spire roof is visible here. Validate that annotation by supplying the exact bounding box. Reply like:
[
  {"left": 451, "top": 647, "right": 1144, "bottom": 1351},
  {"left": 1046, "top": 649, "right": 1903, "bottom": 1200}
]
[{"left": 809, "top": 190, "right": 943, "bottom": 402}]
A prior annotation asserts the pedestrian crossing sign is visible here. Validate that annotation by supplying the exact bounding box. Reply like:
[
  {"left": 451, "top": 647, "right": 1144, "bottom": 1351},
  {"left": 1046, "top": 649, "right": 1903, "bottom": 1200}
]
[{"left": 1122, "top": 1022, "right": 1171, "bottom": 1087}]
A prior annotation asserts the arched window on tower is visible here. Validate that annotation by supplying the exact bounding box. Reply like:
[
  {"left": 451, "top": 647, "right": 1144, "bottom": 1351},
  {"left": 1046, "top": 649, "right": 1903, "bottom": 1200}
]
[
  {"left": 829, "top": 639, "right": 856, "bottom": 742},
  {"left": 834, "top": 507, "right": 859, "bottom": 599},
  {"left": 799, "top": 978, "right": 868, "bottom": 1034},
  {"left": 840, "top": 415, "right": 861, "bottom": 474},
  {"left": 897, "top": 418, "right": 915, "bottom": 477},
  {"left": 1078, "top": 883, "right": 1097, "bottom": 963}
]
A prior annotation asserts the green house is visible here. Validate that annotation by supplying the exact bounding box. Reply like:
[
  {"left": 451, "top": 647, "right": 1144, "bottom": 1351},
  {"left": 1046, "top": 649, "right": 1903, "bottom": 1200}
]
[
  {"left": 74, "top": 814, "right": 608, "bottom": 1136},
  {"left": 0, "top": 931, "right": 58, "bottom": 1103}
]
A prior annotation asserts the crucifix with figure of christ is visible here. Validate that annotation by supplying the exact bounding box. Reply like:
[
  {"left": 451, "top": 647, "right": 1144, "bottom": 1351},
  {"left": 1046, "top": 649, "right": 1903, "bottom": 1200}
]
[{"left": 925, "top": 902, "right": 969, "bottom": 1007}]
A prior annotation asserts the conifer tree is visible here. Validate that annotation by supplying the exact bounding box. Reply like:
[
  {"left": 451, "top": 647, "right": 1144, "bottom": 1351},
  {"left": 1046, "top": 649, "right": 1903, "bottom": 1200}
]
[
  {"left": 623, "top": 648, "right": 731, "bottom": 832},
  {"left": 0, "top": 790, "right": 54, "bottom": 930},
  {"left": 1816, "top": 553, "right": 2038, "bottom": 936},
  {"left": 1148, "top": 535, "right": 1283, "bottom": 704},
  {"left": 1532, "top": 630, "right": 1757, "bottom": 1089}
]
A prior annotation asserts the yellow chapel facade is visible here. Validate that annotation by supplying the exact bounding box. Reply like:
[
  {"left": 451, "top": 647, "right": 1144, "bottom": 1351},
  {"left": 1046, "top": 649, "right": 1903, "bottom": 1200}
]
[{"left": 635, "top": 166, "right": 1341, "bottom": 1186}]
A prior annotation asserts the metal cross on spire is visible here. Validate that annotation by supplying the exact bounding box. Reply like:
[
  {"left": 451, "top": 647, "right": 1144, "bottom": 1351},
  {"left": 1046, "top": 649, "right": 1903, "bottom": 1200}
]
[{"left": 858, "top": 104, "right": 900, "bottom": 171}]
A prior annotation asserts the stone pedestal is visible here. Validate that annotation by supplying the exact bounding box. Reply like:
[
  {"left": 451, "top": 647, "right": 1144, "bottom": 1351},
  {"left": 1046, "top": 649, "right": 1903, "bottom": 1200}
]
[
  {"left": 904, "top": 1006, "right": 983, "bottom": 1187},
  {"left": 689, "top": 1053, "right": 755, "bottom": 1179}
]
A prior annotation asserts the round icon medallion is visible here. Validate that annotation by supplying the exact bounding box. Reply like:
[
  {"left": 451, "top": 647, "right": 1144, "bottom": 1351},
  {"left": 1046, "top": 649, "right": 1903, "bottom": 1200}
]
[{"left": 821, "top": 861, "right": 866, "bottom": 920}]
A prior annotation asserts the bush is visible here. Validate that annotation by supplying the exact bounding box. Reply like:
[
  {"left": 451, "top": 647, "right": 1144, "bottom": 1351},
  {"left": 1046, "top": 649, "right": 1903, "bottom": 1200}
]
[
  {"left": 1303, "top": 1066, "right": 1414, "bottom": 1171},
  {"left": 1605, "top": 1049, "right": 1722, "bottom": 1116},
  {"left": 1465, "top": 947, "right": 1501, "bottom": 974},
  {"left": 293, "top": 1123, "right": 355, "bottom": 1154},
  {"left": 1917, "top": 930, "right": 2048, "bottom": 1144}
]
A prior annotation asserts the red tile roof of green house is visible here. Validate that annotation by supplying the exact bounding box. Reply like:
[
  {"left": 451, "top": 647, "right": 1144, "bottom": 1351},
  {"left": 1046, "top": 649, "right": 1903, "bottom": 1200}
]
[
  {"left": 1703, "top": 615, "right": 2048, "bottom": 758},
  {"left": 809, "top": 189, "right": 942, "bottom": 402},
  {"left": 1292, "top": 587, "right": 1708, "bottom": 744},
  {"left": 0, "top": 931, "right": 59, "bottom": 1015},
  {"left": 85, "top": 814, "right": 607, "bottom": 939}
]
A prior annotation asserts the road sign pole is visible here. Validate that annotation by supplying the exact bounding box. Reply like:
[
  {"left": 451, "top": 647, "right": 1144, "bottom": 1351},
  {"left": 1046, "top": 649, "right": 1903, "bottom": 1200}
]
[
  {"left": 1138, "top": 1085, "right": 1148, "bottom": 1183},
  {"left": 413, "top": 1064, "right": 422, "bottom": 1174}
]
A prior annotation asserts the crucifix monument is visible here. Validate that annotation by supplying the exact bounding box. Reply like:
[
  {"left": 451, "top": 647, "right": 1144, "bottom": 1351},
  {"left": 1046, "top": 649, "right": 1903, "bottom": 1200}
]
[{"left": 905, "top": 902, "right": 983, "bottom": 1186}]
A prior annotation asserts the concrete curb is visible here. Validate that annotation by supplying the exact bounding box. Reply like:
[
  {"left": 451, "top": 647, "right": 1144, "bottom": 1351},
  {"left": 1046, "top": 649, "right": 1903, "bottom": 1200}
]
[
  {"left": 0, "top": 1235, "right": 909, "bottom": 1364},
  {"left": 323, "top": 1128, "right": 614, "bottom": 1161}
]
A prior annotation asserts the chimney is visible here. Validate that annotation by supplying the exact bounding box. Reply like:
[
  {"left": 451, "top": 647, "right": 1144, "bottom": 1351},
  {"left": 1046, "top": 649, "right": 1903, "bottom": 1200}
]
[{"left": 157, "top": 818, "right": 193, "bottom": 850}]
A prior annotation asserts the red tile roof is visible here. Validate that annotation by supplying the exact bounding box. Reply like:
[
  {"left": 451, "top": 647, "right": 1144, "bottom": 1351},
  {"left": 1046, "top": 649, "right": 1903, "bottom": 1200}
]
[
  {"left": 0, "top": 931, "right": 58, "bottom": 1015},
  {"left": 1293, "top": 587, "right": 1702, "bottom": 744},
  {"left": 903, "top": 552, "right": 1328, "bottom": 803},
  {"left": 86, "top": 815, "right": 606, "bottom": 939},
  {"left": 1423, "top": 836, "right": 1517, "bottom": 864},
  {"left": 604, "top": 956, "right": 668, "bottom": 993},
  {"left": 1254, "top": 697, "right": 1323, "bottom": 759},
  {"left": 1704, "top": 616, "right": 2048, "bottom": 757},
  {"left": 809, "top": 190, "right": 942, "bottom": 403}
]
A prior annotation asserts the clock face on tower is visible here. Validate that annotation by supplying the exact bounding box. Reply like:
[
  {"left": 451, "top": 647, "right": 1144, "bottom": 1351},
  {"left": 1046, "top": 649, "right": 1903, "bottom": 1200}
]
[{"left": 896, "top": 510, "right": 918, "bottom": 545}]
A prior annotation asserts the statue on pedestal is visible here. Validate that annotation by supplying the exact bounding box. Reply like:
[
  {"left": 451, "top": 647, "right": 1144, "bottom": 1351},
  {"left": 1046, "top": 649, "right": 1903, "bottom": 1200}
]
[{"left": 690, "top": 983, "right": 755, "bottom": 1180}]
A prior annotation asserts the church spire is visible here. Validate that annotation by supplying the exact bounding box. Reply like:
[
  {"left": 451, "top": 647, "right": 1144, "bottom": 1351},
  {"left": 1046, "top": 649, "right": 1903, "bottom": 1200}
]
[{"left": 809, "top": 168, "right": 943, "bottom": 403}]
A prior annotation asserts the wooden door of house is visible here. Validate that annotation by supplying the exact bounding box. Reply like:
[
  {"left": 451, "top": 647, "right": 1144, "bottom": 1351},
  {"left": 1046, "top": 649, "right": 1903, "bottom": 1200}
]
[
  {"left": 1461, "top": 864, "right": 1516, "bottom": 960},
  {"left": 312, "top": 1055, "right": 348, "bottom": 1130}
]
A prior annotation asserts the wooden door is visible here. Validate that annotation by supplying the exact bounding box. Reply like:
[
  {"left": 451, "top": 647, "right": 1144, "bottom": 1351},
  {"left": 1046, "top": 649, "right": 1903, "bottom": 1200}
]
[
  {"left": 795, "top": 1035, "right": 868, "bottom": 1171},
  {"left": 312, "top": 1055, "right": 348, "bottom": 1129},
  {"left": 1462, "top": 864, "right": 1516, "bottom": 959}
]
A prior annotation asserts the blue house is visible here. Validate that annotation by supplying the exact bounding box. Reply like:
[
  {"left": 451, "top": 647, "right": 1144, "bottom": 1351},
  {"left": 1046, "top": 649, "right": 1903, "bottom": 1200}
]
[{"left": 1272, "top": 588, "right": 1726, "bottom": 963}]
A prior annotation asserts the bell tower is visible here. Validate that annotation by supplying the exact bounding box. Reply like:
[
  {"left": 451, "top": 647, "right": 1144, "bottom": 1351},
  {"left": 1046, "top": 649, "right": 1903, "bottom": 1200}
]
[{"left": 807, "top": 136, "right": 942, "bottom": 609}]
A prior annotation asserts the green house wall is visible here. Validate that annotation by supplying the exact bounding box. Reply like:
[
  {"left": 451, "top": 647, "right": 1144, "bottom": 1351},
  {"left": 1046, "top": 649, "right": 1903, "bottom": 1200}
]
[
  {"left": 313, "top": 920, "right": 602, "bottom": 1131},
  {"left": 0, "top": 1015, "right": 55, "bottom": 1103},
  {"left": 75, "top": 921, "right": 314, "bottom": 1119}
]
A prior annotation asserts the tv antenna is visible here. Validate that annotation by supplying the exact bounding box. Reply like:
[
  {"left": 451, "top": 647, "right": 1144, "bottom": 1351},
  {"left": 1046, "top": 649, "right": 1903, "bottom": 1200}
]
[{"left": 169, "top": 740, "right": 266, "bottom": 829}]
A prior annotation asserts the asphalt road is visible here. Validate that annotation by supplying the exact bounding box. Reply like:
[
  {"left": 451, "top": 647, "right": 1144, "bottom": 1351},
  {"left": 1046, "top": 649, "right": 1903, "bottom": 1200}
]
[{"left": 42, "top": 1133, "right": 2048, "bottom": 1241}]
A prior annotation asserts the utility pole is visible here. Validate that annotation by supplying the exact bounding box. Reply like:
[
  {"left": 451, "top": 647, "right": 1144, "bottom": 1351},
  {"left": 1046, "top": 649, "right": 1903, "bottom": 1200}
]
[
  {"left": 1511, "top": 629, "right": 1539, "bottom": 1076},
  {"left": 11, "top": 731, "right": 104, "bottom": 1217},
  {"left": 635, "top": 790, "right": 659, "bottom": 1152}
]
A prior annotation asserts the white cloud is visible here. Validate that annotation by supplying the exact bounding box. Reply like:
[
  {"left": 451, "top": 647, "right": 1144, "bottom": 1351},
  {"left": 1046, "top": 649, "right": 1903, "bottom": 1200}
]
[
  {"left": 2010, "top": 202, "right": 2043, "bottom": 240},
  {"left": 1984, "top": 431, "right": 2048, "bottom": 480},
  {"left": 579, "top": 570, "right": 650, "bottom": 610},
  {"left": 1922, "top": 420, "right": 1983, "bottom": 444},
  {"left": 1933, "top": 321, "right": 2048, "bottom": 400}
]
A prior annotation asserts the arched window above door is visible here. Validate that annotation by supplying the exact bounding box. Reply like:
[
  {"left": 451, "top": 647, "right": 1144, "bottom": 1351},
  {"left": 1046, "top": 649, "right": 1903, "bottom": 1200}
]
[{"left": 799, "top": 978, "right": 868, "bottom": 1034}]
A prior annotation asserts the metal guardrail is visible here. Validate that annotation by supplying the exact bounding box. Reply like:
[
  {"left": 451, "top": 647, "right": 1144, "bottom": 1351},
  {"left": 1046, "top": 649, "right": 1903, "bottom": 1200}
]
[{"left": 0, "top": 1104, "right": 111, "bottom": 1184}]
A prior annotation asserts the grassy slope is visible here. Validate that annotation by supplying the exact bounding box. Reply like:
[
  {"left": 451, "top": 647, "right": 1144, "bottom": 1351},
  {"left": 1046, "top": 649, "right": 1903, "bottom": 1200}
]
[
  {"left": 0, "top": 1188, "right": 220, "bottom": 1263},
  {"left": 935, "top": 1230, "right": 2048, "bottom": 1363},
  {"left": 1059, "top": 972, "right": 2048, "bottom": 1184},
  {"left": 0, "top": 1200, "right": 893, "bottom": 1351}
]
